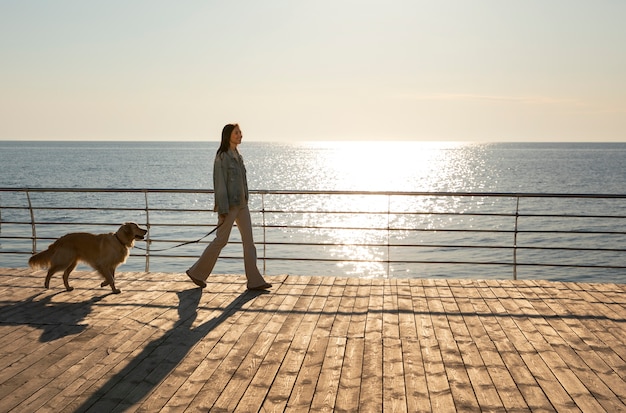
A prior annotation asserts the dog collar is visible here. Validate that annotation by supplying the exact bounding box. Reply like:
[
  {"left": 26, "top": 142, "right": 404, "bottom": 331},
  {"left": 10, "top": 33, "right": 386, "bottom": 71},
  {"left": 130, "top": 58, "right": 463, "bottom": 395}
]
[{"left": 114, "top": 233, "right": 127, "bottom": 247}]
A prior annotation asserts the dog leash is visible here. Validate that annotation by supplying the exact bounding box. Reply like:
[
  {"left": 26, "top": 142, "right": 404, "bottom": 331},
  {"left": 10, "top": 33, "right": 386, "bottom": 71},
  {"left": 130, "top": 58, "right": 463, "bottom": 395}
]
[{"left": 134, "top": 223, "right": 222, "bottom": 252}]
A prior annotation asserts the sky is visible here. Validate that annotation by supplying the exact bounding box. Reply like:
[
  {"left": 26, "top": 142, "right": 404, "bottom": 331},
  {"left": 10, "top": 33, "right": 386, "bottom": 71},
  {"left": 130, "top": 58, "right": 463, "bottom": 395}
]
[{"left": 1, "top": 0, "right": 625, "bottom": 142}]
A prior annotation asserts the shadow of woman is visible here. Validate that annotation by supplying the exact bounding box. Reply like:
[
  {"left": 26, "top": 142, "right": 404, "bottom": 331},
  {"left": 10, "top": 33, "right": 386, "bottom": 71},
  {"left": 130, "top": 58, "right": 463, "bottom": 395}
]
[
  {"left": 73, "top": 288, "right": 269, "bottom": 412},
  {"left": 0, "top": 292, "right": 104, "bottom": 342}
]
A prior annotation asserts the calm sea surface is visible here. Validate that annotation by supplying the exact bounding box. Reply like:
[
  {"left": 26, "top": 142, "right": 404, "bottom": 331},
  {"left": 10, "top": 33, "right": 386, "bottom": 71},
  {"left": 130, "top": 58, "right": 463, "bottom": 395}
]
[{"left": 1, "top": 140, "right": 625, "bottom": 282}]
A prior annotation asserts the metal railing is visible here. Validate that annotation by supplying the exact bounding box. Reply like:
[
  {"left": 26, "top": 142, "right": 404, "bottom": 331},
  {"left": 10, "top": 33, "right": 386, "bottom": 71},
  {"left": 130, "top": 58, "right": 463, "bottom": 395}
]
[{"left": 1, "top": 188, "right": 625, "bottom": 280}]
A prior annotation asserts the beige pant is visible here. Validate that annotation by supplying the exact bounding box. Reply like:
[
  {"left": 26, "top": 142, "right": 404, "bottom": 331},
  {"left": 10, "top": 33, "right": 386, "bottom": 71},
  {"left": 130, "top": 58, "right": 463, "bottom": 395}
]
[{"left": 187, "top": 204, "right": 267, "bottom": 288}]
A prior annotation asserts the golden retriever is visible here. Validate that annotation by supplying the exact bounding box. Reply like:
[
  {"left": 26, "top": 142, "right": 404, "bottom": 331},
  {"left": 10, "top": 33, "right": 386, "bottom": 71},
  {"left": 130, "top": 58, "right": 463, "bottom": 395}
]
[{"left": 28, "top": 222, "right": 147, "bottom": 294}]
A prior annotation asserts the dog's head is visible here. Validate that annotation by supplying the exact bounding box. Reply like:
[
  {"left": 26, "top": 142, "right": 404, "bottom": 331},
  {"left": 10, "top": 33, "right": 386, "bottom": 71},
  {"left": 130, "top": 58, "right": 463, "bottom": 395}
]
[{"left": 117, "top": 222, "right": 148, "bottom": 246}]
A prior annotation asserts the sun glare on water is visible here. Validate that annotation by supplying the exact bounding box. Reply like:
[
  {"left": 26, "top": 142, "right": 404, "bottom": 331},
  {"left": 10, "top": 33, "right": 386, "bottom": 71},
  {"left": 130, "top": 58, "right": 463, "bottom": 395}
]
[
  {"left": 306, "top": 140, "right": 471, "bottom": 192},
  {"left": 297, "top": 141, "right": 479, "bottom": 277}
]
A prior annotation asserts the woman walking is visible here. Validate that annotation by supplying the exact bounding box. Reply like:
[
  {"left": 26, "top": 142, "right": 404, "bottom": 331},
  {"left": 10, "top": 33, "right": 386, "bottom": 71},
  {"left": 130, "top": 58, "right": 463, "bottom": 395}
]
[{"left": 186, "top": 123, "right": 272, "bottom": 290}]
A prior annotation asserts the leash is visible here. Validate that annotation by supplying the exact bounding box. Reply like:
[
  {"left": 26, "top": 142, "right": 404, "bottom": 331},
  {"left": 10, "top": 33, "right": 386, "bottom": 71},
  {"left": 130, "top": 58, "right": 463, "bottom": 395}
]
[{"left": 134, "top": 223, "right": 222, "bottom": 252}]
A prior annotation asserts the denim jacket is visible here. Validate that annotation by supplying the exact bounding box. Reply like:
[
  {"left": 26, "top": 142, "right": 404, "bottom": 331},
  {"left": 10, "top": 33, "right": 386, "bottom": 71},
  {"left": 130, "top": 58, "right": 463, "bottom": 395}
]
[{"left": 213, "top": 149, "right": 249, "bottom": 215}]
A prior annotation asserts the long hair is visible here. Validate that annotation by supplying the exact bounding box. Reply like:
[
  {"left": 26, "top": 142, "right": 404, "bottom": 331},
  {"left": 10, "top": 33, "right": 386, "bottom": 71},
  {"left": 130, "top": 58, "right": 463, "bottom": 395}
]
[{"left": 216, "top": 123, "right": 238, "bottom": 156}]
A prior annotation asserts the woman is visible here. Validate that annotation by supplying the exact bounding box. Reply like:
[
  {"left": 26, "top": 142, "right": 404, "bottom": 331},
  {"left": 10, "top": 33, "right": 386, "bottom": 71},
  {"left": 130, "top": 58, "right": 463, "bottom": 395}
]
[{"left": 186, "top": 123, "right": 272, "bottom": 290}]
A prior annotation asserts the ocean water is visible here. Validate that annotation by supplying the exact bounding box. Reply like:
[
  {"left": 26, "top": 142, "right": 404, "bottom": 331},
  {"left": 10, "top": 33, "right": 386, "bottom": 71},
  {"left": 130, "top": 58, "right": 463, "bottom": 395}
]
[
  {"left": 1, "top": 140, "right": 625, "bottom": 282},
  {"left": 2, "top": 140, "right": 626, "bottom": 193}
]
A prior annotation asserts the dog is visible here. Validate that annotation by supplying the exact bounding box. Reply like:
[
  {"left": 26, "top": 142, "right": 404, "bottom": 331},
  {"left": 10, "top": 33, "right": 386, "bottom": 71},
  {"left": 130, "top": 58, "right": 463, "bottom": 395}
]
[{"left": 28, "top": 222, "right": 147, "bottom": 294}]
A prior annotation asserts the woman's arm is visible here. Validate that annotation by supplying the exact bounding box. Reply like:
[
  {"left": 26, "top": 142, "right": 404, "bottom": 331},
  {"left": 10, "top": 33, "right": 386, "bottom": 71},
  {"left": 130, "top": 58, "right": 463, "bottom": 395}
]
[{"left": 213, "top": 154, "right": 230, "bottom": 215}]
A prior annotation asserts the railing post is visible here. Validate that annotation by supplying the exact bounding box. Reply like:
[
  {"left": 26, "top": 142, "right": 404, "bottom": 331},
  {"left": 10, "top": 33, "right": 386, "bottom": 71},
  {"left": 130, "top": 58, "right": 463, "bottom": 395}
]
[
  {"left": 513, "top": 196, "right": 519, "bottom": 280},
  {"left": 143, "top": 190, "right": 150, "bottom": 272},
  {"left": 261, "top": 192, "right": 266, "bottom": 275},
  {"left": 26, "top": 190, "right": 37, "bottom": 254},
  {"left": 387, "top": 194, "right": 391, "bottom": 278}
]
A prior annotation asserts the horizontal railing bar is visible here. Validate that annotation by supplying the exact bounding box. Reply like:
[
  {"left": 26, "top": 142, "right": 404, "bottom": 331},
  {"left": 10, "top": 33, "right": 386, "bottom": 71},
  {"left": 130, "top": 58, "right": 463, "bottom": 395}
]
[
  {"left": 3, "top": 221, "right": 625, "bottom": 235},
  {"left": 5, "top": 204, "right": 626, "bottom": 220},
  {"left": 261, "top": 242, "right": 626, "bottom": 253},
  {"left": 0, "top": 221, "right": 139, "bottom": 227},
  {"left": 4, "top": 187, "right": 626, "bottom": 199},
  {"left": 5, "top": 205, "right": 625, "bottom": 221},
  {"left": 5, "top": 248, "right": 624, "bottom": 270},
  {"left": 516, "top": 230, "right": 626, "bottom": 235},
  {"left": 4, "top": 235, "right": 623, "bottom": 254},
  {"left": 260, "top": 224, "right": 626, "bottom": 235},
  {"left": 6, "top": 218, "right": 623, "bottom": 233},
  {"left": 30, "top": 207, "right": 211, "bottom": 213},
  {"left": 259, "top": 209, "right": 519, "bottom": 217},
  {"left": 2, "top": 224, "right": 624, "bottom": 237},
  {"left": 135, "top": 254, "right": 626, "bottom": 270},
  {"left": 510, "top": 263, "right": 626, "bottom": 269},
  {"left": 514, "top": 214, "right": 626, "bottom": 219},
  {"left": 30, "top": 207, "right": 146, "bottom": 212},
  {"left": 4, "top": 205, "right": 621, "bottom": 218},
  {"left": 260, "top": 209, "right": 626, "bottom": 219}
]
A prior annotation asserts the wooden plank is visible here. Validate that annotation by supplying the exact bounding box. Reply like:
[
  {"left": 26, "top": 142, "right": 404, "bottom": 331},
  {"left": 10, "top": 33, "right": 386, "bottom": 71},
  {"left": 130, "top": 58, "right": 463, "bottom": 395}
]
[
  {"left": 364, "top": 279, "right": 384, "bottom": 337},
  {"left": 382, "top": 337, "right": 407, "bottom": 412},
  {"left": 360, "top": 332, "right": 383, "bottom": 412},
  {"left": 400, "top": 337, "right": 431, "bottom": 413},
  {"left": 329, "top": 277, "right": 358, "bottom": 338},
  {"left": 310, "top": 336, "right": 347, "bottom": 412},
  {"left": 314, "top": 276, "right": 346, "bottom": 337},
  {"left": 397, "top": 280, "right": 417, "bottom": 340},
  {"left": 359, "top": 279, "right": 384, "bottom": 411},
  {"left": 418, "top": 280, "right": 456, "bottom": 411},
  {"left": 382, "top": 279, "right": 400, "bottom": 339},
  {"left": 346, "top": 278, "right": 370, "bottom": 339},
  {"left": 334, "top": 337, "right": 364, "bottom": 413}
]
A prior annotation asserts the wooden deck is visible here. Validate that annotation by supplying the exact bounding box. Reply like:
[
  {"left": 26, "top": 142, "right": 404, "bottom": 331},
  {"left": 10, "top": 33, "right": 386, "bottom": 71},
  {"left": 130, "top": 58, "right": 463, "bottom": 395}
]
[{"left": 0, "top": 268, "right": 625, "bottom": 412}]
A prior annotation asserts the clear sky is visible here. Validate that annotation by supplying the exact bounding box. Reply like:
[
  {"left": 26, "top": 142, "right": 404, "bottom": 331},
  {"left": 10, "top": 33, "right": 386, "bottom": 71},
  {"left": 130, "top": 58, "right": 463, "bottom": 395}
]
[{"left": 1, "top": 0, "right": 625, "bottom": 142}]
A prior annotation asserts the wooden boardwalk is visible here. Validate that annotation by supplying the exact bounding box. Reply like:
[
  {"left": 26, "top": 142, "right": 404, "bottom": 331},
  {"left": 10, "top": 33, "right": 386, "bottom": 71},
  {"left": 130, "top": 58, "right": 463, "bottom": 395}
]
[{"left": 0, "top": 268, "right": 625, "bottom": 412}]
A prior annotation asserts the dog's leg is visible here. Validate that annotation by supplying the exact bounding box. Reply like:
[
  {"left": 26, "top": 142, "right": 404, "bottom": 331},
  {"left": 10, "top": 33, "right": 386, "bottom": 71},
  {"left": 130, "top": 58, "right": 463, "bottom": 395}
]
[
  {"left": 100, "top": 273, "right": 114, "bottom": 287},
  {"left": 44, "top": 264, "right": 65, "bottom": 289},
  {"left": 62, "top": 261, "right": 77, "bottom": 292},
  {"left": 100, "top": 272, "right": 115, "bottom": 287},
  {"left": 100, "top": 269, "right": 121, "bottom": 294}
]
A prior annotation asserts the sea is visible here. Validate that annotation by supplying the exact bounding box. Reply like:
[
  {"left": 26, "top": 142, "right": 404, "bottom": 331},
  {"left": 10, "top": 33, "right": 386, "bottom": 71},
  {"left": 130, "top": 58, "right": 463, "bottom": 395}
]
[{"left": 1, "top": 140, "right": 625, "bottom": 283}]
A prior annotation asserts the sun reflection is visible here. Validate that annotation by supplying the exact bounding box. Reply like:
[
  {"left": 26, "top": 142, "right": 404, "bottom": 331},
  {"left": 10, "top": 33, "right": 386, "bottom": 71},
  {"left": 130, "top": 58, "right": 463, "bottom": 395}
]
[
  {"left": 305, "top": 140, "right": 474, "bottom": 192},
  {"left": 324, "top": 209, "right": 389, "bottom": 278},
  {"left": 301, "top": 140, "right": 482, "bottom": 277}
]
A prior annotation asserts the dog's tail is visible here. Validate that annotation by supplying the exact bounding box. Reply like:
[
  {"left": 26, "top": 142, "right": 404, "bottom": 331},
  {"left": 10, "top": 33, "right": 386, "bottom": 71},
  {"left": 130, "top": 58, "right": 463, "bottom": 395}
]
[{"left": 28, "top": 248, "right": 54, "bottom": 269}]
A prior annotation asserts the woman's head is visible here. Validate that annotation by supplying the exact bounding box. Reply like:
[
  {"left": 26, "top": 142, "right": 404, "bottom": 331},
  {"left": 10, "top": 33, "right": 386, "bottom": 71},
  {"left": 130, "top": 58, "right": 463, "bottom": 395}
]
[{"left": 217, "top": 123, "right": 240, "bottom": 155}]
